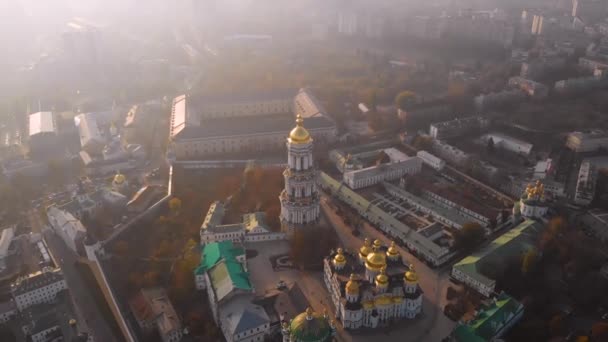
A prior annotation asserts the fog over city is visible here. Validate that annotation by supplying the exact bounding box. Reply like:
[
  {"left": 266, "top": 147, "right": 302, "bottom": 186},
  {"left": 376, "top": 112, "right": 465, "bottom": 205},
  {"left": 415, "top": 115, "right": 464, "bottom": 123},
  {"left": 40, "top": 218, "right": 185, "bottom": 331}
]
[{"left": 1, "top": 0, "right": 608, "bottom": 342}]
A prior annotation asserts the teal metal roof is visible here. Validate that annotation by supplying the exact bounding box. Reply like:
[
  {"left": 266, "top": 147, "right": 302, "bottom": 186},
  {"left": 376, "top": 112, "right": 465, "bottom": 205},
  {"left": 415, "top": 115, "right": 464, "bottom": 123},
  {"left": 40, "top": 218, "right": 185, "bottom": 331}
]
[
  {"left": 453, "top": 293, "right": 524, "bottom": 341},
  {"left": 453, "top": 219, "right": 540, "bottom": 288},
  {"left": 194, "top": 241, "right": 245, "bottom": 275}
]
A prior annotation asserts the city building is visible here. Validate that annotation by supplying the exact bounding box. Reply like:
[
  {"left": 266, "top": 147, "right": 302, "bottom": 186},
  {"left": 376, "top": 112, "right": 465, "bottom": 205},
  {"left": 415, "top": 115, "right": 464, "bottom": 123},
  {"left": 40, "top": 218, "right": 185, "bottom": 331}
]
[
  {"left": 319, "top": 173, "right": 452, "bottom": 266},
  {"left": 80, "top": 139, "right": 138, "bottom": 176},
  {"left": 520, "top": 58, "right": 566, "bottom": 80},
  {"left": 431, "top": 140, "right": 471, "bottom": 167},
  {"left": 566, "top": 130, "right": 608, "bottom": 152},
  {"left": 481, "top": 133, "right": 533, "bottom": 155},
  {"left": 404, "top": 15, "right": 445, "bottom": 40},
  {"left": 11, "top": 268, "right": 68, "bottom": 311},
  {"left": 28, "top": 112, "right": 58, "bottom": 156},
  {"left": 19, "top": 291, "right": 87, "bottom": 342},
  {"left": 508, "top": 76, "right": 549, "bottom": 98},
  {"left": 578, "top": 209, "right": 608, "bottom": 242},
  {"left": 0, "top": 300, "right": 16, "bottom": 323},
  {"left": 474, "top": 89, "right": 526, "bottom": 112},
  {"left": 514, "top": 181, "right": 550, "bottom": 219},
  {"left": 279, "top": 114, "right": 320, "bottom": 230},
  {"left": 343, "top": 151, "right": 422, "bottom": 190},
  {"left": 450, "top": 293, "right": 524, "bottom": 342},
  {"left": 429, "top": 117, "right": 488, "bottom": 140},
  {"left": 451, "top": 220, "right": 543, "bottom": 297},
  {"left": 194, "top": 241, "right": 247, "bottom": 291},
  {"left": 555, "top": 75, "right": 608, "bottom": 93},
  {"left": 76, "top": 113, "right": 105, "bottom": 155},
  {"left": 397, "top": 101, "right": 451, "bottom": 126},
  {"left": 0, "top": 226, "right": 15, "bottom": 271},
  {"left": 46, "top": 207, "right": 87, "bottom": 254},
  {"left": 199, "top": 202, "right": 284, "bottom": 245},
  {"left": 194, "top": 241, "right": 271, "bottom": 342},
  {"left": 123, "top": 104, "right": 159, "bottom": 145},
  {"left": 169, "top": 90, "right": 336, "bottom": 160},
  {"left": 281, "top": 307, "right": 336, "bottom": 342},
  {"left": 197, "top": 90, "right": 293, "bottom": 120},
  {"left": 574, "top": 161, "right": 598, "bottom": 206},
  {"left": 419, "top": 181, "right": 505, "bottom": 228},
  {"left": 416, "top": 150, "right": 445, "bottom": 171},
  {"left": 444, "top": 13, "right": 515, "bottom": 47},
  {"left": 129, "top": 287, "right": 183, "bottom": 342},
  {"left": 323, "top": 241, "right": 423, "bottom": 329}
]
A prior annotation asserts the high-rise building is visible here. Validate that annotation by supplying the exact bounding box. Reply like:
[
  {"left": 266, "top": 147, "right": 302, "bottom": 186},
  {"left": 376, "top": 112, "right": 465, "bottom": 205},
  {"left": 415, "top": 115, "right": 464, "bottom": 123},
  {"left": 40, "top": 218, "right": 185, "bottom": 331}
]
[{"left": 279, "top": 114, "right": 320, "bottom": 230}]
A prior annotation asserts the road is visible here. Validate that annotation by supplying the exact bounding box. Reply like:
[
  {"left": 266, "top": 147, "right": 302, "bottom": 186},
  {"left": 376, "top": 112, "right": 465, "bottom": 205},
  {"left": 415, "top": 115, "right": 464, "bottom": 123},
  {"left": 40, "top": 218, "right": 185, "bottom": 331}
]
[
  {"left": 321, "top": 197, "right": 456, "bottom": 342},
  {"left": 42, "top": 229, "right": 119, "bottom": 342}
]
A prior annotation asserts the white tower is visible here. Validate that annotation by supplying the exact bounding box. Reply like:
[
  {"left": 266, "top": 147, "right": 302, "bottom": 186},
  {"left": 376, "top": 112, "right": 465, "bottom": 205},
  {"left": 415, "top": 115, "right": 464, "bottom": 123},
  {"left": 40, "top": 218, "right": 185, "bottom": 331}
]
[{"left": 280, "top": 114, "right": 320, "bottom": 231}]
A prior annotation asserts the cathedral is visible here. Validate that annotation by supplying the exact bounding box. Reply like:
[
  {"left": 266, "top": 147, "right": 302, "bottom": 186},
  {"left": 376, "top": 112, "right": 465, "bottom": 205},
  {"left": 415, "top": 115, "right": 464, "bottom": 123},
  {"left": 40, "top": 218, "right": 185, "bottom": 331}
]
[
  {"left": 323, "top": 239, "right": 423, "bottom": 329},
  {"left": 279, "top": 114, "right": 321, "bottom": 230}
]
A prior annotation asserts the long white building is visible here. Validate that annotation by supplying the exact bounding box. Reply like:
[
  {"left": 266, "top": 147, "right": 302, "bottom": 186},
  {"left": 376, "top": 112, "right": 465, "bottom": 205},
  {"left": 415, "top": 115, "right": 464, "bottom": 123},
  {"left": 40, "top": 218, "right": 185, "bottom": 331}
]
[
  {"left": 566, "top": 130, "right": 608, "bottom": 152},
  {"left": 76, "top": 113, "right": 105, "bottom": 155},
  {"left": 343, "top": 150, "right": 422, "bottom": 190},
  {"left": 11, "top": 268, "right": 67, "bottom": 311},
  {"left": 574, "top": 161, "right": 597, "bottom": 206},
  {"left": 46, "top": 207, "right": 87, "bottom": 254},
  {"left": 481, "top": 133, "right": 533, "bottom": 155},
  {"left": 169, "top": 90, "right": 336, "bottom": 160},
  {"left": 416, "top": 150, "right": 445, "bottom": 171}
]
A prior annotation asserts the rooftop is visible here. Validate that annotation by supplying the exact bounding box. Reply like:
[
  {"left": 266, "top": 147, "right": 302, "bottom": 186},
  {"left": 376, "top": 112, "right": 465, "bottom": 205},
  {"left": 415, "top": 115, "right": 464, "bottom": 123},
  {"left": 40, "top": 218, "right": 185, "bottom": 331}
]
[
  {"left": 11, "top": 268, "right": 64, "bottom": 296},
  {"left": 195, "top": 241, "right": 245, "bottom": 276},
  {"left": 221, "top": 296, "right": 270, "bottom": 336},
  {"left": 129, "top": 287, "right": 181, "bottom": 338},
  {"left": 453, "top": 220, "right": 542, "bottom": 289},
  {"left": 452, "top": 293, "right": 524, "bottom": 342},
  {"left": 172, "top": 113, "right": 334, "bottom": 141},
  {"left": 29, "top": 112, "right": 56, "bottom": 137}
]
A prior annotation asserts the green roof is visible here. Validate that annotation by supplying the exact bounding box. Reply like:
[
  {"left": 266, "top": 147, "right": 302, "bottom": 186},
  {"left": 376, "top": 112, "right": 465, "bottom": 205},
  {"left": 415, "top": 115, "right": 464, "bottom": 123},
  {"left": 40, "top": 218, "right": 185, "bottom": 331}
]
[
  {"left": 453, "top": 219, "right": 541, "bottom": 288},
  {"left": 194, "top": 241, "right": 245, "bottom": 275},
  {"left": 290, "top": 312, "right": 332, "bottom": 342},
  {"left": 453, "top": 293, "right": 524, "bottom": 342}
]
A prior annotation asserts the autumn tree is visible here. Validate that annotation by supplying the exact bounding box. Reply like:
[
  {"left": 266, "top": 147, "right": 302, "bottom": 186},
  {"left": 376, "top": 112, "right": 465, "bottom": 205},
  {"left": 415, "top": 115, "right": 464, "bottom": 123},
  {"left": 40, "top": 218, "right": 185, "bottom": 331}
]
[
  {"left": 521, "top": 249, "right": 537, "bottom": 275},
  {"left": 113, "top": 240, "right": 129, "bottom": 256},
  {"left": 395, "top": 90, "right": 416, "bottom": 110},
  {"left": 169, "top": 197, "right": 182, "bottom": 216},
  {"left": 454, "top": 222, "right": 485, "bottom": 251}
]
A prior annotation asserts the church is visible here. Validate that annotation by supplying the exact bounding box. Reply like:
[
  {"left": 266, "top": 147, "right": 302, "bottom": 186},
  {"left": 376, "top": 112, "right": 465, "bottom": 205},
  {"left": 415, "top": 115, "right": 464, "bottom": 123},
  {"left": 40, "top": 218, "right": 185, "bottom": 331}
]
[
  {"left": 323, "top": 239, "right": 423, "bottom": 329},
  {"left": 279, "top": 114, "right": 321, "bottom": 231}
]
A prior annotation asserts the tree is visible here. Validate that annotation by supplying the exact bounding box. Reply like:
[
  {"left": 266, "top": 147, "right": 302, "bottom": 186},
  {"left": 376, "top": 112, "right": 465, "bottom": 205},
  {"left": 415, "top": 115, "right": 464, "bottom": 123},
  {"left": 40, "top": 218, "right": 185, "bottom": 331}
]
[
  {"left": 168, "top": 197, "right": 182, "bottom": 215},
  {"left": 521, "top": 249, "right": 537, "bottom": 274},
  {"left": 592, "top": 322, "right": 608, "bottom": 340},
  {"left": 395, "top": 90, "right": 416, "bottom": 110},
  {"left": 486, "top": 138, "right": 495, "bottom": 154},
  {"left": 454, "top": 222, "right": 485, "bottom": 251},
  {"left": 113, "top": 241, "right": 129, "bottom": 256}
]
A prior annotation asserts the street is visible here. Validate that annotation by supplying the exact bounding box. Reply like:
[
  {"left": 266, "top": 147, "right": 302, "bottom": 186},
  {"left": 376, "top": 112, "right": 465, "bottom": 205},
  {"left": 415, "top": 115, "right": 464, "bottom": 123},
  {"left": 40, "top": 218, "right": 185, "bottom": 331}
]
[
  {"left": 321, "top": 196, "right": 456, "bottom": 342},
  {"left": 42, "top": 230, "right": 119, "bottom": 342}
]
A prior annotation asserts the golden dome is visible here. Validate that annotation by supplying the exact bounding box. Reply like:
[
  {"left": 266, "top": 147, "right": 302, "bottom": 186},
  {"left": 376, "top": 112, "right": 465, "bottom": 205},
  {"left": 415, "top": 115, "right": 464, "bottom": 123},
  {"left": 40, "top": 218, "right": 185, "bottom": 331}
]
[
  {"left": 366, "top": 247, "right": 387, "bottom": 271},
  {"left": 288, "top": 114, "right": 312, "bottom": 144},
  {"left": 387, "top": 241, "right": 399, "bottom": 258},
  {"left": 359, "top": 238, "right": 372, "bottom": 258},
  {"left": 345, "top": 274, "right": 359, "bottom": 294},
  {"left": 113, "top": 172, "right": 126, "bottom": 185},
  {"left": 392, "top": 296, "right": 404, "bottom": 304},
  {"left": 373, "top": 239, "right": 382, "bottom": 248},
  {"left": 362, "top": 300, "right": 374, "bottom": 309},
  {"left": 404, "top": 265, "right": 419, "bottom": 282},
  {"left": 333, "top": 248, "right": 346, "bottom": 267},
  {"left": 375, "top": 296, "right": 392, "bottom": 306},
  {"left": 375, "top": 266, "right": 389, "bottom": 286}
]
